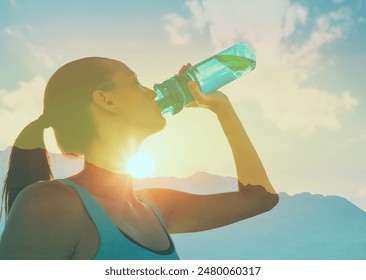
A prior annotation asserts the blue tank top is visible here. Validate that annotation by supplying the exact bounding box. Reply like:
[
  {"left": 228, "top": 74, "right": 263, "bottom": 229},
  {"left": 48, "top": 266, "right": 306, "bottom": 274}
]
[{"left": 57, "top": 179, "right": 180, "bottom": 260}]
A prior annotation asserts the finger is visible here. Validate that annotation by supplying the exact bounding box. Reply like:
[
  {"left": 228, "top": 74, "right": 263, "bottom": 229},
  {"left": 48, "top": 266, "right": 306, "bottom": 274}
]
[
  {"left": 188, "top": 81, "right": 205, "bottom": 103},
  {"left": 179, "top": 65, "right": 187, "bottom": 75},
  {"left": 178, "top": 63, "right": 192, "bottom": 75},
  {"left": 178, "top": 65, "right": 186, "bottom": 75}
]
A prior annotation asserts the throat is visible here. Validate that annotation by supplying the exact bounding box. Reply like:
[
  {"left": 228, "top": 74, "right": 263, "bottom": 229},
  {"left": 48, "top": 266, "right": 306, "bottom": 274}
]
[{"left": 68, "top": 161, "right": 138, "bottom": 205}]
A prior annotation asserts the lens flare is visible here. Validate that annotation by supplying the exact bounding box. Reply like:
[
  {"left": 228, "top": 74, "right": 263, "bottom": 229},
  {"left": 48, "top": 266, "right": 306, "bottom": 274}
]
[{"left": 127, "top": 152, "right": 156, "bottom": 179}]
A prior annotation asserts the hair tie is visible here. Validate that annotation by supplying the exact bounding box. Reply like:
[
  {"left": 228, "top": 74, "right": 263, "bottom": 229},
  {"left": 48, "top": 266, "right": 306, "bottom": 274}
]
[{"left": 37, "top": 114, "right": 52, "bottom": 128}]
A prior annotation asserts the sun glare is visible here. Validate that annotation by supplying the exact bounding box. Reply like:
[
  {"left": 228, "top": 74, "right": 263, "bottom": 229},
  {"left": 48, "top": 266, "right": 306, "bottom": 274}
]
[{"left": 127, "top": 152, "right": 156, "bottom": 179}]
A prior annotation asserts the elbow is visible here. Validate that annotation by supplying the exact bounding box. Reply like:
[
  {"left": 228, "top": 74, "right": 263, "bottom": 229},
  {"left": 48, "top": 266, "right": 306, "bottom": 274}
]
[
  {"left": 268, "top": 192, "right": 279, "bottom": 209},
  {"left": 238, "top": 182, "right": 279, "bottom": 216},
  {"left": 239, "top": 182, "right": 279, "bottom": 213},
  {"left": 261, "top": 192, "right": 279, "bottom": 213},
  {"left": 251, "top": 191, "right": 279, "bottom": 215}
]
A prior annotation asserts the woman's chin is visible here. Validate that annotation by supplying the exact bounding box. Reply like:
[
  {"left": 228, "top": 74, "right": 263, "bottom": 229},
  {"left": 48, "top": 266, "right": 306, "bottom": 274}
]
[
  {"left": 142, "top": 117, "right": 166, "bottom": 136},
  {"left": 154, "top": 117, "right": 167, "bottom": 132}
]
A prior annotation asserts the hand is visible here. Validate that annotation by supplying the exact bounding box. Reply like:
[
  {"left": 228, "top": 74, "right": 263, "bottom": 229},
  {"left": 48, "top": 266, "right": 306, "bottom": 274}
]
[{"left": 178, "top": 63, "right": 232, "bottom": 114}]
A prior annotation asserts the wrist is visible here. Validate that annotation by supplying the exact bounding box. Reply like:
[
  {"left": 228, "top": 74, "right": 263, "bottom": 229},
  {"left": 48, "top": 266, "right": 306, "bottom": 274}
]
[{"left": 210, "top": 98, "right": 234, "bottom": 115}]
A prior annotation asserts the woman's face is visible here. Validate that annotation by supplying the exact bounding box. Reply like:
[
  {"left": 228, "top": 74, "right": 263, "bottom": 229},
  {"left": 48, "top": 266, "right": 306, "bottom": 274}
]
[{"left": 106, "top": 64, "right": 166, "bottom": 134}]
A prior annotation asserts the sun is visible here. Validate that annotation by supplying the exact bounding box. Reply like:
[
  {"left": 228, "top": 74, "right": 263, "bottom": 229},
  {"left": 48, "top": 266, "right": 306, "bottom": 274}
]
[{"left": 127, "top": 152, "right": 156, "bottom": 179}]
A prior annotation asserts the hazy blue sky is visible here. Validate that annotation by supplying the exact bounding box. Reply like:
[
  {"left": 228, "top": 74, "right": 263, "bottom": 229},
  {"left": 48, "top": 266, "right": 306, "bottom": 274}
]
[{"left": 0, "top": 0, "right": 365, "bottom": 210}]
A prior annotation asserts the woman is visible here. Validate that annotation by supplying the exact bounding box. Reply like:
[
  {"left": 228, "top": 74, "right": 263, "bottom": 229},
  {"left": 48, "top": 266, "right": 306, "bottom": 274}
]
[{"left": 0, "top": 57, "right": 278, "bottom": 259}]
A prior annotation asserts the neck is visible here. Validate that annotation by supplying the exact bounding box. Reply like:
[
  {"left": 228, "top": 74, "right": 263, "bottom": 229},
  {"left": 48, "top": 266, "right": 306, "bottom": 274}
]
[
  {"left": 70, "top": 160, "right": 137, "bottom": 204},
  {"left": 71, "top": 133, "right": 144, "bottom": 203},
  {"left": 85, "top": 132, "right": 142, "bottom": 174}
]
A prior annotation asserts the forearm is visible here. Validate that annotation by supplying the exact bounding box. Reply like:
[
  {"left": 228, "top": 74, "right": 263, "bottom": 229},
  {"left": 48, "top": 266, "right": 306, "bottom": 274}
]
[
  {"left": 186, "top": 81, "right": 276, "bottom": 195},
  {"left": 213, "top": 101, "right": 276, "bottom": 194}
]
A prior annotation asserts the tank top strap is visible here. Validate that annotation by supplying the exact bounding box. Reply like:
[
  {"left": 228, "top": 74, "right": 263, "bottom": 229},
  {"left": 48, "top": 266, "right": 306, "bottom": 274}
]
[
  {"left": 139, "top": 198, "right": 169, "bottom": 231},
  {"left": 57, "top": 179, "right": 118, "bottom": 253}
]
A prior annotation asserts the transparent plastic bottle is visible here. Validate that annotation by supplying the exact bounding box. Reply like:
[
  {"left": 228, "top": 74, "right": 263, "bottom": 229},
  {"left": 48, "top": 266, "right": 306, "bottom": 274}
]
[{"left": 154, "top": 42, "right": 256, "bottom": 115}]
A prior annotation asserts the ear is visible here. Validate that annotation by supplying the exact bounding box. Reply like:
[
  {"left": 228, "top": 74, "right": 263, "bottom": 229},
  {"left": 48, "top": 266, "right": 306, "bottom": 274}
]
[{"left": 92, "top": 90, "right": 118, "bottom": 113}]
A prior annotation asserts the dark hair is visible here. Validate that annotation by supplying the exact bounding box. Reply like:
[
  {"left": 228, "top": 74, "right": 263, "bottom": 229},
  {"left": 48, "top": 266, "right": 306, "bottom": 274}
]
[{"left": 1, "top": 57, "right": 120, "bottom": 218}]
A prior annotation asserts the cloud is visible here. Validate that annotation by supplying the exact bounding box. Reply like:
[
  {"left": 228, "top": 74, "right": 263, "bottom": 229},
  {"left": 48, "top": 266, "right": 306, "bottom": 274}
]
[
  {"left": 287, "top": 7, "right": 352, "bottom": 75},
  {"left": 4, "top": 26, "right": 24, "bottom": 39},
  {"left": 185, "top": 0, "right": 208, "bottom": 30},
  {"left": 162, "top": 0, "right": 358, "bottom": 134},
  {"left": 27, "top": 43, "right": 55, "bottom": 69},
  {"left": 250, "top": 84, "right": 358, "bottom": 134},
  {"left": 4, "top": 25, "right": 55, "bottom": 69},
  {"left": 163, "top": 0, "right": 210, "bottom": 45},
  {"left": 0, "top": 76, "right": 46, "bottom": 149},
  {"left": 282, "top": 3, "right": 308, "bottom": 37},
  {"left": 163, "top": 13, "right": 192, "bottom": 45}
]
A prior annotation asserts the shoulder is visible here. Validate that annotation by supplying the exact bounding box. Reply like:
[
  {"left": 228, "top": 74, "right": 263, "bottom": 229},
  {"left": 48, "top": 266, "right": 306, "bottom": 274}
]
[
  {"left": 8, "top": 179, "right": 85, "bottom": 231},
  {"left": 0, "top": 180, "right": 85, "bottom": 259},
  {"left": 20, "top": 179, "right": 78, "bottom": 200},
  {"left": 14, "top": 180, "right": 83, "bottom": 218}
]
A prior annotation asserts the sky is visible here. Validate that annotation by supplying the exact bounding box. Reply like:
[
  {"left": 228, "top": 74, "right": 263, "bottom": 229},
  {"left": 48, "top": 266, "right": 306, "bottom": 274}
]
[{"left": 0, "top": 0, "right": 365, "bottom": 210}]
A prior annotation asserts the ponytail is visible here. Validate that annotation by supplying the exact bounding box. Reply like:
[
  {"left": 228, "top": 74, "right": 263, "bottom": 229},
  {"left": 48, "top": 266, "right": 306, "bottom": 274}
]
[{"left": 1, "top": 117, "right": 53, "bottom": 218}]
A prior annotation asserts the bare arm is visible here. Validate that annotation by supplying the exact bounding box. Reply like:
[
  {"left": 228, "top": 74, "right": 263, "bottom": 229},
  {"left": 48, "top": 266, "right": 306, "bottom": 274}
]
[
  {"left": 139, "top": 70, "right": 278, "bottom": 233},
  {"left": 213, "top": 97, "right": 276, "bottom": 193},
  {"left": 139, "top": 187, "right": 277, "bottom": 233}
]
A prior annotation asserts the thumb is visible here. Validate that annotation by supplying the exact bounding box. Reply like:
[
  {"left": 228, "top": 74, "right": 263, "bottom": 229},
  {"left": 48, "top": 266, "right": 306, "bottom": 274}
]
[{"left": 188, "top": 81, "right": 204, "bottom": 102}]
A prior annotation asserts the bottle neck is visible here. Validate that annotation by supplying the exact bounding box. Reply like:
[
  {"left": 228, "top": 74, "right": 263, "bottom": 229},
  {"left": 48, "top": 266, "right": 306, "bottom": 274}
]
[{"left": 157, "top": 96, "right": 171, "bottom": 112}]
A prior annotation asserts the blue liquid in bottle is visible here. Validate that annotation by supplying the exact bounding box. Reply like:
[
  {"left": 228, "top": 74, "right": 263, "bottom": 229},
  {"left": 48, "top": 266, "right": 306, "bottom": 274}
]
[{"left": 154, "top": 43, "right": 256, "bottom": 115}]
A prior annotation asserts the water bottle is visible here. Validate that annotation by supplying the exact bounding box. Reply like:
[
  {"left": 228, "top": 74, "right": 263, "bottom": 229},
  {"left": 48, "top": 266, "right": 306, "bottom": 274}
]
[{"left": 154, "top": 42, "right": 256, "bottom": 115}]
